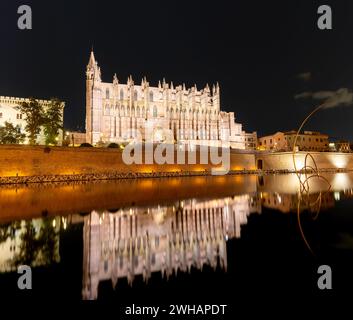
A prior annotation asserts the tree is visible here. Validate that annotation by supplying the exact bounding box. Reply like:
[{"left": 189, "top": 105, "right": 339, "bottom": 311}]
[
  {"left": 43, "top": 98, "right": 64, "bottom": 145},
  {"left": 16, "top": 98, "right": 44, "bottom": 145},
  {"left": 0, "top": 121, "right": 26, "bottom": 144},
  {"left": 12, "top": 218, "right": 59, "bottom": 268}
]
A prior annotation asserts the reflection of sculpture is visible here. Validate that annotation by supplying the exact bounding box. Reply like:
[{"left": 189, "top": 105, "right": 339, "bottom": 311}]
[{"left": 82, "top": 194, "right": 261, "bottom": 300}]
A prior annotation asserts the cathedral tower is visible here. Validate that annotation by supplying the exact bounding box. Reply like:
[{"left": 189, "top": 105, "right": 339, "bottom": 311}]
[{"left": 86, "top": 50, "right": 103, "bottom": 144}]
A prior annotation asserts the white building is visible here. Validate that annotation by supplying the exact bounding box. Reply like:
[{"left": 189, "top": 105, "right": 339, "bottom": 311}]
[
  {"left": 0, "top": 96, "right": 65, "bottom": 145},
  {"left": 85, "top": 51, "right": 250, "bottom": 149}
]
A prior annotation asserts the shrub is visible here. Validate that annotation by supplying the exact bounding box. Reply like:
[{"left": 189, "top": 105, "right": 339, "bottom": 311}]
[
  {"left": 107, "top": 143, "right": 120, "bottom": 148},
  {"left": 79, "top": 143, "right": 93, "bottom": 147}
]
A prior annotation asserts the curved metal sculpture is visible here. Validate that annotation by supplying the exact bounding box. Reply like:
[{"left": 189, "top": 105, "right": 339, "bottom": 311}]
[{"left": 292, "top": 103, "right": 332, "bottom": 255}]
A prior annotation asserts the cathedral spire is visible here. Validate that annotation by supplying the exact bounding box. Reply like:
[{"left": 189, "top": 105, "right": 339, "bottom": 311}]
[
  {"left": 87, "top": 49, "right": 96, "bottom": 68},
  {"left": 215, "top": 82, "right": 220, "bottom": 94},
  {"left": 86, "top": 49, "right": 101, "bottom": 81},
  {"left": 113, "top": 73, "right": 118, "bottom": 85},
  {"left": 127, "top": 75, "right": 134, "bottom": 86}
]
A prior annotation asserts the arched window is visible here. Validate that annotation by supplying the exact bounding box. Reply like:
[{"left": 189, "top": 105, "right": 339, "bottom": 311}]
[
  {"left": 106, "top": 88, "right": 110, "bottom": 99},
  {"left": 153, "top": 105, "right": 157, "bottom": 117},
  {"left": 137, "top": 106, "right": 140, "bottom": 117},
  {"left": 149, "top": 91, "right": 153, "bottom": 102},
  {"left": 120, "top": 89, "right": 124, "bottom": 100},
  {"left": 134, "top": 90, "right": 138, "bottom": 101}
]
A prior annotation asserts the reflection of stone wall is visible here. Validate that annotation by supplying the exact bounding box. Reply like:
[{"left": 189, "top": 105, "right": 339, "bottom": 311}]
[
  {"left": 257, "top": 173, "right": 353, "bottom": 195},
  {"left": 0, "top": 176, "right": 258, "bottom": 223},
  {"left": 260, "top": 192, "right": 335, "bottom": 213},
  {"left": 82, "top": 195, "right": 261, "bottom": 300}
]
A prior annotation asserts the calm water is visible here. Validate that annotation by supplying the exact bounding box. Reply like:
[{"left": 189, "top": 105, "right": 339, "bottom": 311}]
[{"left": 0, "top": 173, "right": 352, "bottom": 305}]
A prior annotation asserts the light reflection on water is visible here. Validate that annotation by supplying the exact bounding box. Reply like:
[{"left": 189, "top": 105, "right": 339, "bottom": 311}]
[
  {"left": 0, "top": 173, "right": 353, "bottom": 299},
  {"left": 81, "top": 195, "right": 260, "bottom": 300}
]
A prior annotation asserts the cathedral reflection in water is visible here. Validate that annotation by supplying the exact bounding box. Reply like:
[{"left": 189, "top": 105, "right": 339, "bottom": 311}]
[
  {"left": 1, "top": 173, "right": 353, "bottom": 300},
  {"left": 82, "top": 194, "right": 261, "bottom": 300}
]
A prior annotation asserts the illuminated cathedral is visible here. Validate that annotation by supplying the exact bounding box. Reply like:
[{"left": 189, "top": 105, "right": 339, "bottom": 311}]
[{"left": 85, "top": 51, "right": 255, "bottom": 148}]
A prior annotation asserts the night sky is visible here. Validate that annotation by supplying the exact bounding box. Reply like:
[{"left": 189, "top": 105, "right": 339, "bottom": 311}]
[{"left": 1, "top": 0, "right": 353, "bottom": 139}]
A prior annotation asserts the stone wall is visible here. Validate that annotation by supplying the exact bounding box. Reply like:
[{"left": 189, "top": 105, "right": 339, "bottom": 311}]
[
  {"left": 256, "top": 151, "right": 353, "bottom": 171},
  {"left": 0, "top": 145, "right": 256, "bottom": 179},
  {"left": 2, "top": 146, "right": 352, "bottom": 184}
]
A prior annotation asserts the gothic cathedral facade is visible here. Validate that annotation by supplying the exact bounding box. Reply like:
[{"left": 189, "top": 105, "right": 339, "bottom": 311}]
[{"left": 85, "top": 51, "right": 248, "bottom": 149}]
